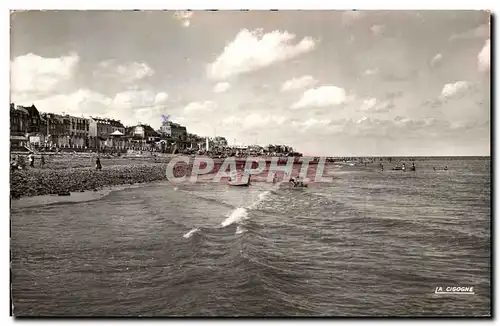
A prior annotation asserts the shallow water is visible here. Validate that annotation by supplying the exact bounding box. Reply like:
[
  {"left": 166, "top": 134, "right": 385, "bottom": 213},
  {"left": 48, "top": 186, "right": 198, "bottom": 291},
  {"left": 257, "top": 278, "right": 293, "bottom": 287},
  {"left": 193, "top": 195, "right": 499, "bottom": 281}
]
[{"left": 10, "top": 158, "right": 491, "bottom": 316}]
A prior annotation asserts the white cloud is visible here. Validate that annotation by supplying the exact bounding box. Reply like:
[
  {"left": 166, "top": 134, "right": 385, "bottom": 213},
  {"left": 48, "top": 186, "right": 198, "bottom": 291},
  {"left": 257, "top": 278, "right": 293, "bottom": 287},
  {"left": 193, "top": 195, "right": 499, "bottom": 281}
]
[
  {"left": 478, "top": 39, "right": 490, "bottom": 72},
  {"left": 213, "top": 82, "right": 231, "bottom": 93},
  {"left": 173, "top": 11, "right": 194, "bottom": 27},
  {"left": 95, "top": 60, "right": 154, "bottom": 84},
  {"left": 154, "top": 92, "right": 169, "bottom": 103},
  {"left": 291, "top": 86, "right": 347, "bottom": 109},
  {"left": 113, "top": 90, "right": 168, "bottom": 109},
  {"left": 184, "top": 101, "right": 217, "bottom": 113},
  {"left": 359, "top": 98, "right": 394, "bottom": 113},
  {"left": 281, "top": 75, "right": 317, "bottom": 92},
  {"left": 207, "top": 28, "right": 316, "bottom": 80},
  {"left": 10, "top": 52, "right": 79, "bottom": 102},
  {"left": 30, "top": 90, "right": 112, "bottom": 116},
  {"left": 292, "top": 118, "right": 331, "bottom": 129},
  {"left": 360, "top": 98, "right": 377, "bottom": 111},
  {"left": 441, "top": 81, "right": 472, "bottom": 98},
  {"left": 371, "top": 24, "right": 385, "bottom": 36},
  {"left": 431, "top": 53, "right": 443, "bottom": 67}
]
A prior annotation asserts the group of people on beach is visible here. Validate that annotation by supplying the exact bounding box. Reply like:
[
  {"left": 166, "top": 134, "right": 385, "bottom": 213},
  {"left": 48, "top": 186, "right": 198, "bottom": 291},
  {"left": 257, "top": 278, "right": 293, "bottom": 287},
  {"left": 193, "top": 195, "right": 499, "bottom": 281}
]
[
  {"left": 10, "top": 152, "right": 104, "bottom": 171},
  {"left": 11, "top": 153, "right": 45, "bottom": 170}
]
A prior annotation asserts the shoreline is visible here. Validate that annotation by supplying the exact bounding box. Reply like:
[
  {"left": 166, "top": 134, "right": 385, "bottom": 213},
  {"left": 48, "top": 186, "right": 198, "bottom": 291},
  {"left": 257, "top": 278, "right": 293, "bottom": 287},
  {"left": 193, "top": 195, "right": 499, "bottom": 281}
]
[{"left": 10, "top": 161, "right": 191, "bottom": 199}]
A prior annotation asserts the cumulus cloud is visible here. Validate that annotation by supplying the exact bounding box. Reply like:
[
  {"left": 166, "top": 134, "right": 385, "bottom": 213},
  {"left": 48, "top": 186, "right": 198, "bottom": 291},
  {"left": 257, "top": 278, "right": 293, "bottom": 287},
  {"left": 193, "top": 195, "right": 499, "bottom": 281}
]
[
  {"left": 449, "top": 24, "right": 490, "bottom": 41},
  {"left": 291, "top": 118, "right": 332, "bottom": 129},
  {"left": 213, "top": 82, "right": 231, "bottom": 93},
  {"left": 359, "top": 98, "right": 394, "bottom": 113},
  {"left": 431, "top": 53, "right": 443, "bottom": 67},
  {"left": 113, "top": 90, "right": 168, "bottom": 109},
  {"left": 95, "top": 60, "right": 154, "bottom": 84},
  {"left": 441, "top": 81, "right": 472, "bottom": 98},
  {"left": 10, "top": 52, "right": 80, "bottom": 102},
  {"left": 291, "top": 85, "right": 348, "bottom": 109},
  {"left": 207, "top": 28, "right": 316, "bottom": 80},
  {"left": 360, "top": 98, "right": 377, "bottom": 111},
  {"left": 173, "top": 11, "right": 193, "bottom": 27},
  {"left": 281, "top": 75, "right": 317, "bottom": 92},
  {"left": 184, "top": 101, "right": 217, "bottom": 113},
  {"left": 478, "top": 39, "right": 490, "bottom": 72}
]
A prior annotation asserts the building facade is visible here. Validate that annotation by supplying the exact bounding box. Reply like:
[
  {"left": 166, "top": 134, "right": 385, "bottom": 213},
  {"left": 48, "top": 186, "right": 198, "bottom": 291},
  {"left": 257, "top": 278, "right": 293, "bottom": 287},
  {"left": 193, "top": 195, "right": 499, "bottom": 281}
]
[
  {"left": 89, "top": 117, "right": 125, "bottom": 149},
  {"left": 157, "top": 120, "right": 189, "bottom": 151},
  {"left": 10, "top": 104, "right": 30, "bottom": 147}
]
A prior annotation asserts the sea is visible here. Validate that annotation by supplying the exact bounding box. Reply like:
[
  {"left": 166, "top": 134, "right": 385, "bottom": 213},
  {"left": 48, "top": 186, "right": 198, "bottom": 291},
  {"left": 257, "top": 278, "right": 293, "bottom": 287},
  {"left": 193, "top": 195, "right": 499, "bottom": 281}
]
[{"left": 10, "top": 157, "right": 491, "bottom": 317}]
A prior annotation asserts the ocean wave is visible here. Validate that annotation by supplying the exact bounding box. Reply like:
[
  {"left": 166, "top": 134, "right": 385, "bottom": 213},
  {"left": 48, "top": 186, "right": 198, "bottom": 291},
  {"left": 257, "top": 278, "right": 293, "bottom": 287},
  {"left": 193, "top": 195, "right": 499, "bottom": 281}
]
[
  {"left": 183, "top": 227, "right": 200, "bottom": 239},
  {"left": 221, "top": 190, "right": 272, "bottom": 227},
  {"left": 221, "top": 207, "right": 249, "bottom": 227}
]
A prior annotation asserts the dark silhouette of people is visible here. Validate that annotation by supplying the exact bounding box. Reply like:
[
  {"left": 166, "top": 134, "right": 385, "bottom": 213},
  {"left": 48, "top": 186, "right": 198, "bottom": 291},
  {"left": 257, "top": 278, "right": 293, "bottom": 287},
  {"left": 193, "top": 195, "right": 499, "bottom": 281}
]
[{"left": 95, "top": 157, "right": 102, "bottom": 171}]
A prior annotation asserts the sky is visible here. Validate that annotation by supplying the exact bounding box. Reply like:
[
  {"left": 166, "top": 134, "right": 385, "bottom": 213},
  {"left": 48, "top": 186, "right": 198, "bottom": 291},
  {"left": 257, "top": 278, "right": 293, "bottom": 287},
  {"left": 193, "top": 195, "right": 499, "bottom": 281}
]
[{"left": 10, "top": 10, "right": 491, "bottom": 156}]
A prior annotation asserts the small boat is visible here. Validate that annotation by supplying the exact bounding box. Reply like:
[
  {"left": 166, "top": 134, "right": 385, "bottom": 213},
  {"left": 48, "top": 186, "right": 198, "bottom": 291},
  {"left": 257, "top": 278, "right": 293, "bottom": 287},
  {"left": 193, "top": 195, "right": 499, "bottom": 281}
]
[
  {"left": 229, "top": 172, "right": 251, "bottom": 187},
  {"left": 289, "top": 179, "right": 308, "bottom": 188},
  {"left": 392, "top": 166, "right": 404, "bottom": 171}
]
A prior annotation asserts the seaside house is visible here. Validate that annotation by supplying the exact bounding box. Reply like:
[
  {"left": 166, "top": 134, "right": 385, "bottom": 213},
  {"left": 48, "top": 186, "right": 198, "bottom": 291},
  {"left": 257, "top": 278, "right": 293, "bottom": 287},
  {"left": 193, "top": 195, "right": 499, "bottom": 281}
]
[
  {"left": 9, "top": 103, "right": 47, "bottom": 149},
  {"left": 39, "top": 113, "right": 70, "bottom": 148},
  {"left": 67, "top": 115, "right": 90, "bottom": 147},
  {"left": 89, "top": 117, "right": 125, "bottom": 149},
  {"left": 10, "top": 103, "right": 30, "bottom": 149},
  {"left": 126, "top": 124, "right": 160, "bottom": 150},
  {"left": 157, "top": 120, "right": 189, "bottom": 151}
]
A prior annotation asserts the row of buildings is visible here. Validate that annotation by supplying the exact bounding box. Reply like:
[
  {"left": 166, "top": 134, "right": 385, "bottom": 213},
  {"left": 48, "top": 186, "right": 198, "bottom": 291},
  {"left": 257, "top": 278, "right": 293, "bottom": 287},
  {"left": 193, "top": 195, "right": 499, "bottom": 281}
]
[
  {"left": 10, "top": 103, "right": 191, "bottom": 153},
  {"left": 10, "top": 103, "right": 302, "bottom": 156}
]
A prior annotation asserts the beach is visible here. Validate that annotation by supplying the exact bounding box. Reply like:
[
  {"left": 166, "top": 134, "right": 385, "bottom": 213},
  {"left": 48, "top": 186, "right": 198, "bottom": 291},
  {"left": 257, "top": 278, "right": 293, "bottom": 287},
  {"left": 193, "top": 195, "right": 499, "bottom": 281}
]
[{"left": 9, "top": 154, "right": 190, "bottom": 198}]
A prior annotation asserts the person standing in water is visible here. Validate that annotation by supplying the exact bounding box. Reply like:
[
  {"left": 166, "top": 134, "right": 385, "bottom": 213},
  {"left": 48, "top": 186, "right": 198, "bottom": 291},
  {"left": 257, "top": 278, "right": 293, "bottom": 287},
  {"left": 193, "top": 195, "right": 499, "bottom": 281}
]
[{"left": 380, "top": 163, "right": 384, "bottom": 171}]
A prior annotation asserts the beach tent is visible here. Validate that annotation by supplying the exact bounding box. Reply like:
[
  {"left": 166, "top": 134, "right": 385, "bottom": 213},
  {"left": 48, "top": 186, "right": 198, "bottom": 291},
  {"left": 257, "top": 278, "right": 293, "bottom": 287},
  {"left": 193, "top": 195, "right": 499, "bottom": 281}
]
[
  {"left": 110, "top": 130, "right": 124, "bottom": 136},
  {"left": 109, "top": 130, "right": 125, "bottom": 148}
]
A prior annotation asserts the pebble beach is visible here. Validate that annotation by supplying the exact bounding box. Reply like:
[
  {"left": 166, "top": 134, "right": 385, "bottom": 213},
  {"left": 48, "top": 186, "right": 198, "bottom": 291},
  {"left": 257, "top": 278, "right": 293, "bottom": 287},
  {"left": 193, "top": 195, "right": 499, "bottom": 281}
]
[{"left": 10, "top": 154, "right": 191, "bottom": 199}]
